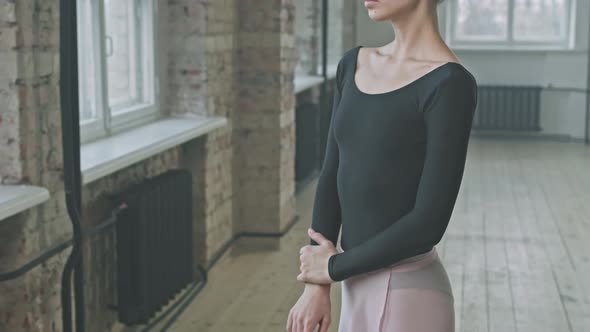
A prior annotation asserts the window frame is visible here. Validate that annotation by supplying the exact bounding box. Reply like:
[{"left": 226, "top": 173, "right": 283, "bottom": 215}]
[
  {"left": 77, "top": 0, "right": 159, "bottom": 144},
  {"left": 445, "top": 0, "right": 577, "bottom": 51}
]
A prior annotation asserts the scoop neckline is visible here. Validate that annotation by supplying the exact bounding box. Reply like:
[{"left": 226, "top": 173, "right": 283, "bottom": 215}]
[{"left": 352, "top": 45, "right": 463, "bottom": 97}]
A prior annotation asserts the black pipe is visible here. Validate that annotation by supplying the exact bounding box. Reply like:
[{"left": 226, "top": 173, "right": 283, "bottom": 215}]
[
  {"left": 0, "top": 241, "right": 71, "bottom": 282},
  {"left": 0, "top": 204, "right": 297, "bottom": 331},
  {"left": 1, "top": 197, "right": 298, "bottom": 330},
  {"left": 59, "top": 0, "right": 84, "bottom": 331},
  {"left": 585, "top": 1, "right": 590, "bottom": 144},
  {"left": 0, "top": 205, "right": 126, "bottom": 282},
  {"left": 2, "top": 198, "right": 299, "bottom": 331}
]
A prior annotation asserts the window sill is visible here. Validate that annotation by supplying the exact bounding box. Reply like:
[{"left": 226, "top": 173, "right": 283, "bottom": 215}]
[
  {"left": 294, "top": 75, "right": 324, "bottom": 94},
  {"left": 294, "top": 63, "right": 338, "bottom": 94},
  {"left": 0, "top": 185, "right": 50, "bottom": 221},
  {"left": 321, "top": 63, "right": 339, "bottom": 80},
  {"left": 81, "top": 115, "right": 227, "bottom": 185}
]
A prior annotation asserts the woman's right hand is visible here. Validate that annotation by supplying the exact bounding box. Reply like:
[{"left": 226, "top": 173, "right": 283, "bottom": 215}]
[{"left": 287, "top": 283, "right": 332, "bottom": 332}]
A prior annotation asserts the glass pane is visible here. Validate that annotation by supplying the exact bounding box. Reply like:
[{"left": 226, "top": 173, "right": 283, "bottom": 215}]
[
  {"left": 455, "top": 0, "right": 509, "bottom": 40},
  {"left": 514, "top": 0, "right": 568, "bottom": 41},
  {"left": 104, "top": 0, "right": 140, "bottom": 111},
  {"left": 77, "top": 0, "right": 98, "bottom": 123}
]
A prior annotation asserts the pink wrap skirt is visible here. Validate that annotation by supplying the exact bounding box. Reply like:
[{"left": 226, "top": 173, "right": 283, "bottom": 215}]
[{"left": 338, "top": 246, "right": 454, "bottom": 332}]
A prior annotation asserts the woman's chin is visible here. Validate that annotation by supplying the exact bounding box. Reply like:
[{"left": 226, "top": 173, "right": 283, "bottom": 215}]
[{"left": 367, "top": 11, "right": 389, "bottom": 22}]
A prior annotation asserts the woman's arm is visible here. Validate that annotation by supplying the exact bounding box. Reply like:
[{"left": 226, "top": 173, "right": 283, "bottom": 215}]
[
  {"left": 327, "top": 71, "right": 478, "bottom": 282},
  {"left": 288, "top": 60, "right": 344, "bottom": 332},
  {"left": 309, "top": 60, "right": 344, "bottom": 248}
]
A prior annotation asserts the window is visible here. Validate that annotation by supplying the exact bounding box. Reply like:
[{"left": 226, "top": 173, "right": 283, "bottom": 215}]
[
  {"left": 77, "top": 0, "right": 158, "bottom": 143},
  {"left": 446, "top": 0, "right": 576, "bottom": 50}
]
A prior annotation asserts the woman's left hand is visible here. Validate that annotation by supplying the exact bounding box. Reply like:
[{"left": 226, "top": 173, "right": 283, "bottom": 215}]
[{"left": 297, "top": 228, "right": 339, "bottom": 285}]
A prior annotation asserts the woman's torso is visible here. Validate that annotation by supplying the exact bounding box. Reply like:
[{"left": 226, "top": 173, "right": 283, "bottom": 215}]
[{"left": 333, "top": 45, "right": 476, "bottom": 251}]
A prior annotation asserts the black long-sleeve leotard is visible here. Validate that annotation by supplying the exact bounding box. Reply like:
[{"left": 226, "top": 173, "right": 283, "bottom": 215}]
[{"left": 310, "top": 45, "right": 478, "bottom": 282}]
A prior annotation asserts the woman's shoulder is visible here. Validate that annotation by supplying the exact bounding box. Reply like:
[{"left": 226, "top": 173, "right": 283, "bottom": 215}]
[
  {"left": 418, "top": 59, "right": 477, "bottom": 96},
  {"left": 334, "top": 45, "right": 363, "bottom": 89},
  {"left": 335, "top": 46, "right": 362, "bottom": 72},
  {"left": 412, "top": 48, "right": 477, "bottom": 93},
  {"left": 420, "top": 63, "right": 478, "bottom": 113}
]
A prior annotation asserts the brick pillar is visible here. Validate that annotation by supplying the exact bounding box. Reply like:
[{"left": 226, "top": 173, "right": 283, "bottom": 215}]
[
  {"left": 234, "top": 0, "right": 297, "bottom": 235},
  {"left": 166, "top": 0, "right": 236, "bottom": 264},
  {"left": 0, "top": 0, "right": 66, "bottom": 331},
  {"left": 0, "top": 1, "right": 22, "bottom": 183}
]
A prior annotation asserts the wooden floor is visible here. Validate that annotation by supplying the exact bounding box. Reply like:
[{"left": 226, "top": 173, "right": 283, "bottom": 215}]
[{"left": 168, "top": 137, "right": 590, "bottom": 332}]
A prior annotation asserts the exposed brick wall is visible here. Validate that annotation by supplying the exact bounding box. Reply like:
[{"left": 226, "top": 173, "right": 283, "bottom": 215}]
[
  {"left": 234, "top": 0, "right": 297, "bottom": 236},
  {"left": 0, "top": 0, "right": 220, "bottom": 331},
  {"left": 0, "top": 1, "right": 186, "bottom": 330},
  {"left": 165, "top": 0, "right": 236, "bottom": 263},
  {"left": 0, "top": 1, "right": 67, "bottom": 331},
  {"left": 0, "top": 0, "right": 22, "bottom": 184},
  {"left": 0, "top": 0, "right": 352, "bottom": 330}
]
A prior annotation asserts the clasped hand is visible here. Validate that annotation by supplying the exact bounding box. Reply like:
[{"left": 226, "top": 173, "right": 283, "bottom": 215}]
[{"left": 297, "top": 228, "right": 339, "bottom": 284}]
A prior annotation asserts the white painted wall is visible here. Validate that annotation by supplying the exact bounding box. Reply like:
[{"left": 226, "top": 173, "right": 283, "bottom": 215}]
[{"left": 355, "top": 1, "right": 590, "bottom": 141}]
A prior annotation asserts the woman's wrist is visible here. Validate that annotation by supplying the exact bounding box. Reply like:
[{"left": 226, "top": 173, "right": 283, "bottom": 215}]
[{"left": 304, "top": 283, "right": 331, "bottom": 292}]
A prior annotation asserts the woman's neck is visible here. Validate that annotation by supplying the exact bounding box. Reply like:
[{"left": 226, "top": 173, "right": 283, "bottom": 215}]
[{"left": 385, "top": 5, "right": 445, "bottom": 61}]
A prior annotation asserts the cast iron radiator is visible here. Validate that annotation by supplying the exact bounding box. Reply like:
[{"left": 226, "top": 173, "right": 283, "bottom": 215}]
[
  {"left": 473, "top": 85, "right": 542, "bottom": 131},
  {"left": 115, "top": 169, "right": 194, "bottom": 325}
]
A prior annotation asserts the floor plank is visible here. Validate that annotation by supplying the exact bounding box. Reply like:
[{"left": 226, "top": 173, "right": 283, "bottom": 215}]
[{"left": 167, "top": 137, "right": 590, "bottom": 332}]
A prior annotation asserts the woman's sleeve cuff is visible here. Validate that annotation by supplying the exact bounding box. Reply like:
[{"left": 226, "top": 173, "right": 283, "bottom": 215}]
[{"left": 328, "top": 254, "right": 340, "bottom": 282}]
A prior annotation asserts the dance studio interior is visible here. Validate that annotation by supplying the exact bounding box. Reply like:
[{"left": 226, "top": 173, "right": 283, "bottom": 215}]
[{"left": 0, "top": 0, "right": 588, "bottom": 331}]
